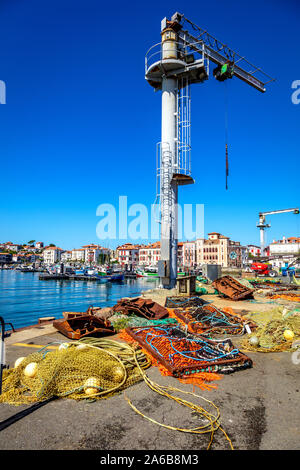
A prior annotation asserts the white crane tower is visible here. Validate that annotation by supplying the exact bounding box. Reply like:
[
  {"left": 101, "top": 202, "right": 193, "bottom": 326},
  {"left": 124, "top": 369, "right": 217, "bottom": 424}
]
[
  {"left": 257, "top": 208, "right": 299, "bottom": 255},
  {"left": 145, "top": 12, "right": 274, "bottom": 288}
]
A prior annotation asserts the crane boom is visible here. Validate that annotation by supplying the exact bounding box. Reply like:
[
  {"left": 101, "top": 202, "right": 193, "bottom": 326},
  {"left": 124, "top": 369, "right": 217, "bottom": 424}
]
[
  {"left": 177, "top": 13, "right": 275, "bottom": 93},
  {"left": 257, "top": 208, "right": 299, "bottom": 256},
  {"left": 259, "top": 208, "right": 299, "bottom": 217}
]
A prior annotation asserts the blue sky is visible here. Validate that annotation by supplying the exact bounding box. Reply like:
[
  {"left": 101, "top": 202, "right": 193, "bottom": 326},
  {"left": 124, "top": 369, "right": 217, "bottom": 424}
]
[{"left": 0, "top": 0, "right": 299, "bottom": 250}]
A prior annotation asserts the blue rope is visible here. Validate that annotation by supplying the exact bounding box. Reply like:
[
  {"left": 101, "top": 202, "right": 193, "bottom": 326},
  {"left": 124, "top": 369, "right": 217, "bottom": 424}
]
[{"left": 134, "top": 326, "right": 240, "bottom": 365}]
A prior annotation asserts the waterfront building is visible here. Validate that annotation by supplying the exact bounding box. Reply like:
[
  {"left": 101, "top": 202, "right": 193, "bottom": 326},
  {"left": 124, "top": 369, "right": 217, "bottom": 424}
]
[
  {"left": 22, "top": 245, "right": 39, "bottom": 253},
  {"left": 117, "top": 243, "right": 140, "bottom": 268},
  {"left": 268, "top": 236, "right": 300, "bottom": 268},
  {"left": 61, "top": 251, "right": 72, "bottom": 262},
  {"left": 25, "top": 253, "right": 41, "bottom": 263},
  {"left": 0, "top": 242, "right": 22, "bottom": 252},
  {"left": 125, "top": 234, "right": 245, "bottom": 269},
  {"left": 177, "top": 242, "right": 184, "bottom": 268},
  {"left": 12, "top": 253, "right": 26, "bottom": 263},
  {"left": 270, "top": 236, "right": 300, "bottom": 255},
  {"left": 0, "top": 252, "right": 12, "bottom": 263},
  {"left": 241, "top": 246, "right": 249, "bottom": 267},
  {"left": 247, "top": 245, "right": 261, "bottom": 257},
  {"left": 196, "top": 232, "right": 245, "bottom": 268},
  {"left": 139, "top": 242, "right": 161, "bottom": 266},
  {"left": 182, "top": 241, "right": 196, "bottom": 268},
  {"left": 82, "top": 244, "right": 110, "bottom": 264},
  {"left": 43, "top": 246, "right": 63, "bottom": 264},
  {"left": 71, "top": 248, "right": 85, "bottom": 262}
]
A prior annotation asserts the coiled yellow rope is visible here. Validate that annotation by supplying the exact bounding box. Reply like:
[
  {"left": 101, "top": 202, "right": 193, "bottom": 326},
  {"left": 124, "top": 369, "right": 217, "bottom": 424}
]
[
  {"left": 79, "top": 338, "right": 234, "bottom": 449},
  {"left": 123, "top": 345, "right": 234, "bottom": 450}
]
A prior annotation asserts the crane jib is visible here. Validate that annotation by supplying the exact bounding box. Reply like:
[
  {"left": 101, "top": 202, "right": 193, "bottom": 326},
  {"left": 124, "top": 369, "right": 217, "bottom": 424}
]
[{"left": 183, "top": 39, "right": 267, "bottom": 93}]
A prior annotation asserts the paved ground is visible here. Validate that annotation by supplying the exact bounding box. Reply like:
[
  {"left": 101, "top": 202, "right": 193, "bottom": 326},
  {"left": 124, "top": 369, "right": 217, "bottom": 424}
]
[{"left": 1, "top": 325, "right": 299, "bottom": 452}]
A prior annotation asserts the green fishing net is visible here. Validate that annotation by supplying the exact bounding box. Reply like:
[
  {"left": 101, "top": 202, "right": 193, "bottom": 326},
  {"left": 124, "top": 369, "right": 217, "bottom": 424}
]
[{"left": 241, "top": 307, "right": 300, "bottom": 352}]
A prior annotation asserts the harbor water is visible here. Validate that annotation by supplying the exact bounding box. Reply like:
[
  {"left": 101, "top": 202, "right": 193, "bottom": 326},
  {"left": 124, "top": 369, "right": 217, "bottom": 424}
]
[{"left": 0, "top": 270, "right": 159, "bottom": 330}]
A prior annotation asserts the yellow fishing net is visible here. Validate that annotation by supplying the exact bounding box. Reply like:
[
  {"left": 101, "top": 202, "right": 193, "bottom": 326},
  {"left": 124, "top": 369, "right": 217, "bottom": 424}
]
[
  {"left": 0, "top": 338, "right": 151, "bottom": 406},
  {"left": 0, "top": 337, "right": 235, "bottom": 449},
  {"left": 241, "top": 307, "right": 300, "bottom": 352}
]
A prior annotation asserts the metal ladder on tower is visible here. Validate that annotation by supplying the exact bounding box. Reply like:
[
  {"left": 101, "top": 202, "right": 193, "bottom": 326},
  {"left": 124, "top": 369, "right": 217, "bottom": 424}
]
[{"left": 160, "top": 145, "right": 173, "bottom": 230}]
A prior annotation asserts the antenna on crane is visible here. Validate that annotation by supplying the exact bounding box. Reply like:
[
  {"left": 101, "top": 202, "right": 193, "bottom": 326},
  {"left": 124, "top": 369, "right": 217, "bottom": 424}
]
[
  {"left": 145, "top": 12, "right": 275, "bottom": 288},
  {"left": 257, "top": 208, "right": 299, "bottom": 256}
]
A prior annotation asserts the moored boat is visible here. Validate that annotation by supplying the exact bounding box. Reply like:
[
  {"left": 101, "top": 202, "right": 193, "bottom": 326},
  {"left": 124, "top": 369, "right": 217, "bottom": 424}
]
[
  {"left": 136, "top": 267, "right": 158, "bottom": 278},
  {"left": 95, "top": 272, "right": 124, "bottom": 282}
]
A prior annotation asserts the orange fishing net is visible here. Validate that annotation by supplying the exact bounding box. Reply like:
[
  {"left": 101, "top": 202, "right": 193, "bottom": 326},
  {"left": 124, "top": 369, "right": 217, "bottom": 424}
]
[
  {"left": 269, "top": 294, "right": 300, "bottom": 302},
  {"left": 119, "top": 322, "right": 253, "bottom": 390},
  {"left": 118, "top": 329, "right": 221, "bottom": 391}
]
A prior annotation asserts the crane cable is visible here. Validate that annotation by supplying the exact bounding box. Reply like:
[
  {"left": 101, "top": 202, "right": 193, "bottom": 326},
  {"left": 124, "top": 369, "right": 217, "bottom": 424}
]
[{"left": 224, "top": 81, "right": 229, "bottom": 190}]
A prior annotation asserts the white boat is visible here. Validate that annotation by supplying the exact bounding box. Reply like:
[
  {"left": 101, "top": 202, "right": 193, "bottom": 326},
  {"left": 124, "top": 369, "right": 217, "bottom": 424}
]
[
  {"left": 136, "top": 267, "right": 159, "bottom": 278},
  {"left": 87, "top": 268, "right": 98, "bottom": 276}
]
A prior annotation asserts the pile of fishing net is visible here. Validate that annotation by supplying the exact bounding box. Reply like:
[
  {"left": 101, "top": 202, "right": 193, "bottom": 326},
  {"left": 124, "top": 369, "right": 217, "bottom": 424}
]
[
  {"left": 168, "top": 304, "right": 255, "bottom": 338},
  {"left": 267, "top": 292, "right": 300, "bottom": 302},
  {"left": 165, "top": 296, "right": 207, "bottom": 309},
  {"left": 195, "top": 276, "right": 219, "bottom": 295},
  {"left": 195, "top": 283, "right": 219, "bottom": 295},
  {"left": 1, "top": 322, "right": 236, "bottom": 449},
  {"left": 120, "top": 324, "right": 252, "bottom": 392},
  {"left": 0, "top": 339, "right": 151, "bottom": 406},
  {"left": 1, "top": 337, "right": 235, "bottom": 450},
  {"left": 248, "top": 278, "right": 282, "bottom": 286},
  {"left": 109, "top": 313, "right": 178, "bottom": 332},
  {"left": 241, "top": 307, "right": 300, "bottom": 352},
  {"left": 231, "top": 277, "right": 254, "bottom": 290}
]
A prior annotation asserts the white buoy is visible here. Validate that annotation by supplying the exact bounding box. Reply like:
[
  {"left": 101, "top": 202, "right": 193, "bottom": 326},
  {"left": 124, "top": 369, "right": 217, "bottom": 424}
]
[
  {"left": 24, "top": 362, "right": 38, "bottom": 378},
  {"left": 249, "top": 336, "right": 259, "bottom": 347},
  {"left": 14, "top": 357, "right": 26, "bottom": 368}
]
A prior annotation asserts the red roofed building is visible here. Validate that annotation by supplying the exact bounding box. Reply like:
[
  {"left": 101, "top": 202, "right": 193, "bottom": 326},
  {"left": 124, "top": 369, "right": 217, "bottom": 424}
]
[
  {"left": 117, "top": 243, "right": 140, "bottom": 267},
  {"left": 43, "top": 246, "right": 63, "bottom": 264},
  {"left": 196, "top": 233, "right": 245, "bottom": 267},
  {"left": 138, "top": 242, "right": 161, "bottom": 266}
]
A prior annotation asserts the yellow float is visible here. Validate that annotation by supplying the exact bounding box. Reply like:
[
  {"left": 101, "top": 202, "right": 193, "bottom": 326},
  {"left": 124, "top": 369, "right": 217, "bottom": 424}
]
[
  {"left": 83, "top": 377, "right": 101, "bottom": 396},
  {"left": 283, "top": 329, "right": 294, "bottom": 341}
]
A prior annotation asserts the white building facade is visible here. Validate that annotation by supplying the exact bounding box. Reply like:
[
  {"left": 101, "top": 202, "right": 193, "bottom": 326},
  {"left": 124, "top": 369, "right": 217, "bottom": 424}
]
[
  {"left": 139, "top": 242, "right": 161, "bottom": 266},
  {"left": 247, "top": 245, "right": 261, "bottom": 257},
  {"left": 182, "top": 241, "right": 196, "bottom": 267},
  {"left": 61, "top": 251, "right": 72, "bottom": 262},
  {"left": 269, "top": 237, "right": 300, "bottom": 268},
  {"left": 82, "top": 244, "right": 110, "bottom": 264},
  {"left": 43, "top": 247, "right": 62, "bottom": 264},
  {"left": 71, "top": 249, "right": 85, "bottom": 261},
  {"left": 117, "top": 244, "right": 140, "bottom": 267}
]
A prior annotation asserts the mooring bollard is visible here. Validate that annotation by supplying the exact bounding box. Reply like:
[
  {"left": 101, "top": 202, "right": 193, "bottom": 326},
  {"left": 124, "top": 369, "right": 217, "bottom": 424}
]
[{"left": 0, "top": 316, "right": 15, "bottom": 394}]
